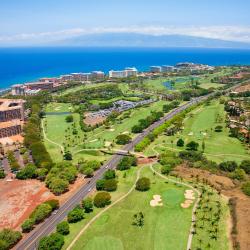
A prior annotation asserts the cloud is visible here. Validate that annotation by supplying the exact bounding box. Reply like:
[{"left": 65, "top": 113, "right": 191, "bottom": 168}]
[{"left": 1, "top": 25, "right": 250, "bottom": 44}]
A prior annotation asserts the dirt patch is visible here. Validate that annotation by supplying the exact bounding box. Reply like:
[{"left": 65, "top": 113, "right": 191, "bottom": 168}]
[
  {"left": 84, "top": 113, "right": 106, "bottom": 126},
  {"left": 0, "top": 176, "right": 86, "bottom": 231},
  {"left": 174, "top": 165, "right": 250, "bottom": 250},
  {"left": 137, "top": 158, "right": 157, "bottom": 165},
  {"left": 0, "top": 179, "right": 55, "bottom": 230},
  {"left": 234, "top": 83, "right": 250, "bottom": 93}
]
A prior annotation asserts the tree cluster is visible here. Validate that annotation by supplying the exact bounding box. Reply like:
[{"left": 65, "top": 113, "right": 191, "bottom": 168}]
[
  {"left": 45, "top": 162, "right": 78, "bottom": 195},
  {"left": 96, "top": 169, "right": 117, "bottom": 192},
  {"left": 79, "top": 160, "right": 101, "bottom": 177},
  {"left": 21, "top": 200, "right": 59, "bottom": 233},
  {"left": 117, "top": 156, "right": 137, "bottom": 171},
  {"left": 0, "top": 229, "right": 22, "bottom": 250}
]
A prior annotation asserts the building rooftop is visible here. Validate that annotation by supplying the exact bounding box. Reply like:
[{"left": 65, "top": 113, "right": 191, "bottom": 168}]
[
  {"left": 0, "top": 119, "right": 22, "bottom": 129},
  {"left": 0, "top": 99, "right": 25, "bottom": 111}
]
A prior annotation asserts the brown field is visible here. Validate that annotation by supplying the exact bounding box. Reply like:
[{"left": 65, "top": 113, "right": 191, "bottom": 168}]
[
  {"left": 234, "top": 83, "right": 250, "bottom": 93},
  {"left": 174, "top": 165, "right": 250, "bottom": 250},
  {"left": 84, "top": 113, "right": 106, "bottom": 126},
  {"left": 0, "top": 176, "right": 86, "bottom": 230}
]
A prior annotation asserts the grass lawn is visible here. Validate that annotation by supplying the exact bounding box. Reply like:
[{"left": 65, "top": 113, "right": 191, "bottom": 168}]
[
  {"left": 144, "top": 100, "right": 249, "bottom": 163},
  {"left": 66, "top": 166, "right": 194, "bottom": 250},
  {"left": 43, "top": 100, "right": 167, "bottom": 163},
  {"left": 64, "top": 165, "right": 229, "bottom": 250}
]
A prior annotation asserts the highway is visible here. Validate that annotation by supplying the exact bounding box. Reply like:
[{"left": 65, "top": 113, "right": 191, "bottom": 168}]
[{"left": 14, "top": 85, "right": 238, "bottom": 250}]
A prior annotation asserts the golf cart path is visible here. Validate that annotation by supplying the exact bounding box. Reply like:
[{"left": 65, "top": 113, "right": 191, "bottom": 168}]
[{"left": 41, "top": 119, "right": 64, "bottom": 153}]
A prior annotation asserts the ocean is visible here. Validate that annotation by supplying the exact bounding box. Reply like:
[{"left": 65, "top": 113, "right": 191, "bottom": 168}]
[{"left": 1, "top": 47, "right": 250, "bottom": 90}]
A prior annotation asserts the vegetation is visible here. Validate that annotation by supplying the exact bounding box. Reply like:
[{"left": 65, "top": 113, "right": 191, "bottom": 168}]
[
  {"left": 242, "top": 182, "right": 250, "bottom": 196},
  {"left": 135, "top": 177, "right": 150, "bottom": 191},
  {"left": 93, "top": 191, "right": 111, "bottom": 208},
  {"left": 45, "top": 162, "right": 78, "bottom": 195},
  {"left": 117, "top": 156, "right": 137, "bottom": 170},
  {"left": 21, "top": 200, "right": 59, "bottom": 233},
  {"left": 56, "top": 221, "right": 70, "bottom": 235},
  {"left": 0, "top": 229, "right": 22, "bottom": 250},
  {"left": 7, "top": 151, "right": 20, "bottom": 171},
  {"left": 82, "top": 198, "right": 93, "bottom": 213},
  {"left": 0, "top": 169, "right": 5, "bottom": 179},
  {"left": 16, "top": 164, "right": 37, "bottom": 179},
  {"left": 67, "top": 206, "right": 85, "bottom": 223},
  {"left": 38, "top": 232, "right": 64, "bottom": 250},
  {"left": 116, "top": 134, "right": 131, "bottom": 145}
]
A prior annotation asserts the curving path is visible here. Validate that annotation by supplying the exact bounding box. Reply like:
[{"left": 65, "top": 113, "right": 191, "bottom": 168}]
[
  {"left": 149, "top": 165, "right": 201, "bottom": 250},
  {"left": 66, "top": 165, "right": 145, "bottom": 250},
  {"left": 41, "top": 119, "right": 64, "bottom": 153}
]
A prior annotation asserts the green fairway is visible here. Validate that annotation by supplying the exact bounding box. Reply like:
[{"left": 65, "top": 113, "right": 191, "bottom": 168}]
[
  {"left": 43, "top": 100, "right": 167, "bottom": 163},
  {"left": 68, "top": 166, "right": 194, "bottom": 250},
  {"left": 144, "top": 100, "right": 249, "bottom": 163}
]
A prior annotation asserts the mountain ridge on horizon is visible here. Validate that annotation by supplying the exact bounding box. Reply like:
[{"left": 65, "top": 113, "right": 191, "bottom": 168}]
[{"left": 57, "top": 33, "right": 250, "bottom": 49}]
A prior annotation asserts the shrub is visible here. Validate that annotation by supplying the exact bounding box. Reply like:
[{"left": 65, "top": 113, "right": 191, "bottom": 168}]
[
  {"left": 82, "top": 167, "right": 94, "bottom": 177},
  {"left": 242, "top": 182, "right": 250, "bottom": 196},
  {"left": 186, "top": 141, "right": 199, "bottom": 151},
  {"left": 44, "top": 199, "right": 59, "bottom": 211},
  {"left": 30, "top": 204, "right": 52, "bottom": 224},
  {"left": 176, "top": 138, "right": 184, "bottom": 147},
  {"left": 96, "top": 179, "right": 105, "bottom": 191},
  {"left": 63, "top": 151, "right": 72, "bottom": 161},
  {"left": 82, "top": 197, "right": 93, "bottom": 213},
  {"left": 104, "top": 179, "right": 117, "bottom": 192},
  {"left": 116, "top": 134, "right": 131, "bottom": 145},
  {"left": 117, "top": 156, "right": 137, "bottom": 171},
  {"left": 56, "top": 221, "right": 69, "bottom": 235},
  {"left": 161, "top": 165, "right": 173, "bottom": 175},
  {"left": 219, "top": 161, "right": 237, "bottom": 172},
  {"left": 67, "top": 207, "right": 84, "bottom": 223},
  {"left": 179, "top": 151, "right": 205, "bottom": 162},
  {"left": 136, "top": 177, "right": 150, "bottom": 191},
  {"left": 0, "top": 229, "right": 22, "bottom": 250},
  {"left": 0, "top": 169, "right": 5, "bottom": 179},
  {"left": 94, "top": 192, "right": 111, "bottom": 208},
  {"left": 21, "top": 218, "right": 35, "bottom": 233},
  {"left": 65, "top": 115, "right": 74, "bottom": 123},
  {"left": 229, "top": 168, "right": 246, "bottom": 181},
  {"left": 240, "top": 160, "right": 250, "bottom": 174},
  {"left": 16, "top": 164, "right": 37, "bottom": 179},
  {"left": 214, "top": 125, "right": 223, "bottom": 132},
  {"left": 103, "top": 169, "right": 116, "bottom": 180},
  {"left": 38, "top": 232, "right": 64, "bottom": 250},
  {"left": 35, "top": 168, "right": 48, "bottom": 181},
  {"left": 48, "top": 178, "right": 69, "bottom": 195}
]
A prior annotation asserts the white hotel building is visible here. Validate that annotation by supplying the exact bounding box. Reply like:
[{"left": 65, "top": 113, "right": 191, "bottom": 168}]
[{"left": 109, "top": 67, "right": 138, "bottom": 78}]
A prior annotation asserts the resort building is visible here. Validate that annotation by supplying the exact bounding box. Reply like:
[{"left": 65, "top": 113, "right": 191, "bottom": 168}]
[
  {"left": 109, "top": 70, "right": 127, "bottom": 78},
  {"left": 11, "top": 84, "right": 26, "bottom": 96},
  {"left": 109, "top": 67, "right": 138, "bottom": 78},
  {"left": 124, "top": 67, "right": 138, "bottom": 77},
  {"left": 0, "top": 99, "right": 25, "bottom": 139},
  {"left": 162, "top": 65, "right": 176, "bottom": 72},
  {"left": 91, "top": 71, "right": 105, "bottom": 79},
  {"left": 150, "top": 66, "right": 162, "bottom": 73}
]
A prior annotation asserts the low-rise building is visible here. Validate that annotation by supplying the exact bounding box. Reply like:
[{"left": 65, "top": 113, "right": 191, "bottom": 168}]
[
  {"left": 91, "top": 71, "right": 105, "bottom": 79},
  {"left": 109, "top": 70, "right": 127, "bottom": 78}
]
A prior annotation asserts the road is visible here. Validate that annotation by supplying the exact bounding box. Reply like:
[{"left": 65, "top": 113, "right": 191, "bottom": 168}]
[{"left": 14, "top": 84, "right": 240, "bottom": 250}]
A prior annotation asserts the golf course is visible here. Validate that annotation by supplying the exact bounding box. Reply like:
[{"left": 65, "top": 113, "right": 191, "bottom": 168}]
[{"left": 144, "top": 99, "right": 249, "bottom": 163}]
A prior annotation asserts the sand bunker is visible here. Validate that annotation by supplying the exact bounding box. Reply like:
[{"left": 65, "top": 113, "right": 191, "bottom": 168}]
[
  {"left": 89, "top": 139, "right": 98, "bottom": 143},
  {"left": 181, "top": 190, "right": 195, "bottom": 208},
  {"left": 105, "top": 141, "right": 112, "bottom": 147},
  {"left": 109, "top": 129, "right": 115, "bottom": 131},
  {"left": 122, "top": 131, "right": 129, "bottom": 134},
  {"left": 150, "top": 195, "right": 163, "bottom": 207},
  {"left": 188, "top": 132, "right": 193, "bottom": 136}
]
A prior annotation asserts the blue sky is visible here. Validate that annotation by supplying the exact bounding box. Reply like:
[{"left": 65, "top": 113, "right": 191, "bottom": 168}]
[{"left": 0, "top": 0, "right": 250, "bottom": 45}]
